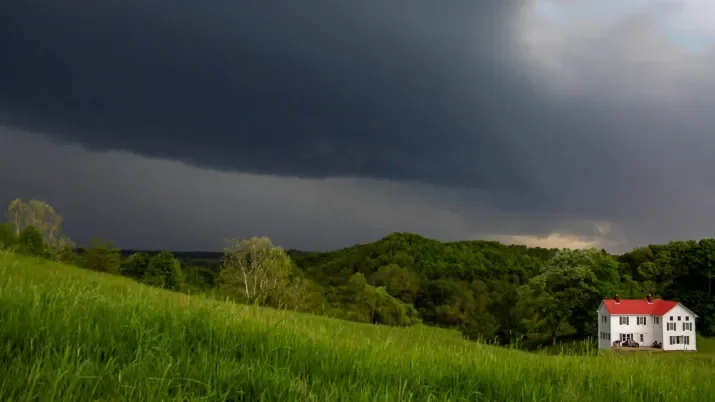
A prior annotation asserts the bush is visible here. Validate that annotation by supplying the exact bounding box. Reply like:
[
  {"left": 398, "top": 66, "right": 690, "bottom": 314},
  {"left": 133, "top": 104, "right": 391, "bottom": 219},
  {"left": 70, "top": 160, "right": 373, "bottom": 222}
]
[
  {"left": 144, "top": 251, "right": 184, "bottom": 290},
  {"left": 79, "top": 239, "right": 121, "bottom": 274},
  {"left": 0, "top": 223, "right": 17, "bottom": 249},
  {"left": 121, "top": 252, "right": 150, "bottom": 279},
  {"left": 330, "top": 273, "right": 421, "bottom": 326},
  {"left": 16, "top": 226, "right": 46, "bottom": 257},
  {"left": 47, "top": 236, "right": 78, "bottom": 264}
]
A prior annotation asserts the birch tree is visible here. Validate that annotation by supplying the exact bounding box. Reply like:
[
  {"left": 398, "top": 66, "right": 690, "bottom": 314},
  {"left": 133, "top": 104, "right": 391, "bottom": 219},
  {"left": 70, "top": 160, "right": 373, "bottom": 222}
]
[
  {"left": 218, "top": 236, "right": 292, "bottom": 304},
  {"left": 6, "top": 198, "right": 66, "bottom": 249},
  {"left": 6, "top": 199, "right": 24, "bottom": 236}
]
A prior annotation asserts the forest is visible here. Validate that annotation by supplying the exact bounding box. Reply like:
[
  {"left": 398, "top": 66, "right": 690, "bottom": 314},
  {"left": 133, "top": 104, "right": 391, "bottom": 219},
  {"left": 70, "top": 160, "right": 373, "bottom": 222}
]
[{"left": 2, "top": 197, "right": 715, "bottom": 346}]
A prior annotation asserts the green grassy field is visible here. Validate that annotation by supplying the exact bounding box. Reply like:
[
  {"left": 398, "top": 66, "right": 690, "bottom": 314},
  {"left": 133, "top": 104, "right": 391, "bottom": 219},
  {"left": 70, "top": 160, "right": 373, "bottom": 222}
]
[{"left": 2, "top": 252, "right": 715, "bottom": 401}]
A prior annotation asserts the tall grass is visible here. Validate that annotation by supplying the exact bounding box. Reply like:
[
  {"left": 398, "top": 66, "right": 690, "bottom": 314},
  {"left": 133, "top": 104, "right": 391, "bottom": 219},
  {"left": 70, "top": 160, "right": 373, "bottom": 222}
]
[{"left": 1, "top": 252, "right": 714, "bottom": 401}]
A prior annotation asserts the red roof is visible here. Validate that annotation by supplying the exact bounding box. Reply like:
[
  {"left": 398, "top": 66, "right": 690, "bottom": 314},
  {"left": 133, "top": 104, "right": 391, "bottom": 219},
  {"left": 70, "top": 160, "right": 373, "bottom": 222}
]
[{"left": 602, "top": 299, "right": 678, "bottom": 316}]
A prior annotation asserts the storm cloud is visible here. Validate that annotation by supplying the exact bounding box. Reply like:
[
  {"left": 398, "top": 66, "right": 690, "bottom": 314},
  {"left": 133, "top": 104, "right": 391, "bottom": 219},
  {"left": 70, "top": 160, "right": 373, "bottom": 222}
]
[{"left": 2, "top": 0, "right": 715, "bottom": 252}]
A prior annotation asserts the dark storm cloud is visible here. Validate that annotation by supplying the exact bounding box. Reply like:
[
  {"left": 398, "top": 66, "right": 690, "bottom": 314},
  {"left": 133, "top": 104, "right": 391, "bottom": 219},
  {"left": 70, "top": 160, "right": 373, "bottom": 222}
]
[
  {"left": 1, "top": 127, "right": 564, "bottom": 252},
  {"left": 3, "top": 0, "right": 715, "bottom": 252},
  {"left": 0, "top": 0, "right": 543, "bottom": 202}
]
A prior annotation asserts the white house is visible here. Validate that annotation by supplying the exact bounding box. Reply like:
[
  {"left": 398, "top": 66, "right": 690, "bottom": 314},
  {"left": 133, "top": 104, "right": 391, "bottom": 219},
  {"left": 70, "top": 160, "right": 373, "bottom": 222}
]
[{"left": 596, "top": 293, "right": 698, "bottom": 351}]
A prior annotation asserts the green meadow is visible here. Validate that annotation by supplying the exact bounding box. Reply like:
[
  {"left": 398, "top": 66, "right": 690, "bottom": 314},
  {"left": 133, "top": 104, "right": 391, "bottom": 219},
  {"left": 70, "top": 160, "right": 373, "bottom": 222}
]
[{"left": 2, "top": 251, "right": 714, "bottom": 401}]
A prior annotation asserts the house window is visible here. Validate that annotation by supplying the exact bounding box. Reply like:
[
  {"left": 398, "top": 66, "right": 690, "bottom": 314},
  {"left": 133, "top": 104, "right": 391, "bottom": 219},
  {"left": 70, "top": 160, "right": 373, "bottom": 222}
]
[
  {"left": 671, "top": 336, "right": 685, "bottom": 345},
  {"left": 640, "top": 334, "right": 644, "bottom": 342},
  {"left": 670, "top": 316, "right": 673, "bottom": 321},
  {"left": 683, "top": 323, "right": 693, "bottom": 331},
  {"left": 667, "top": 323, "right": 676, "bottom": 331},
  {"left": 670, "top": 336, "right": 689, "bottom": 345},
  {"left": 619, "top": 317, "right": 629, "bottom": 325},
  {"left": 608, "top": 333, "right": 611, "bottom": 341},
  {"left": 637, "top": 317, "right": 646, "bottom": 325},
  {"left": 602, "top": 315, "right": 607, "bottom": 324},
  {"left": 654, "top": 317, "right": 660, "bottom": 325},
  {"left": 686, "top": 316, "right": 690, "bottom": 321},
  {"left": 678, "top": 316, "right": 681, "bottom": 321}
]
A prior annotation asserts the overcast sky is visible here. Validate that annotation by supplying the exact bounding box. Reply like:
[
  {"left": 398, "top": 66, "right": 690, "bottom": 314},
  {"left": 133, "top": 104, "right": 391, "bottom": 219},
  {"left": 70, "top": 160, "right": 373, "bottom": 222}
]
[{"left": 2, "top": 0, "right": 715, "bottom": 253}]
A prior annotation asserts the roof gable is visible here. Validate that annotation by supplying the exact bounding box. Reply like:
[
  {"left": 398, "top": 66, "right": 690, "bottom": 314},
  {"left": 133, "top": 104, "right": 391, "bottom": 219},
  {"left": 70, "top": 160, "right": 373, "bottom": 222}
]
[
  {"left": 602, "top": 299, "right": 679, "bottom": 316},
  {"left": 674, "top": 303, "right": 700, "bottom": 318}
]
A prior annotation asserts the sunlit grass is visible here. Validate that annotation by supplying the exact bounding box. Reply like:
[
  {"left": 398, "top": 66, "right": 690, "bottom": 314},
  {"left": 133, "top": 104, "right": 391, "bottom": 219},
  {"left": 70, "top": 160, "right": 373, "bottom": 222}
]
[{"left": 1, "top": 251, "right": 714, "bottom": 401}]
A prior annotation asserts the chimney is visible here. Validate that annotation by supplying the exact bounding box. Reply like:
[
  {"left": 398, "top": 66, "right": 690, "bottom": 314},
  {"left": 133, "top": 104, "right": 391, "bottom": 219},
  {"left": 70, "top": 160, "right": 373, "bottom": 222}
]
[
  {"left": 646, "top": 293, "right": 653, "bottom": 304},
  {"left": 614, "top": 294, "right": 621, "bottom": 303}
]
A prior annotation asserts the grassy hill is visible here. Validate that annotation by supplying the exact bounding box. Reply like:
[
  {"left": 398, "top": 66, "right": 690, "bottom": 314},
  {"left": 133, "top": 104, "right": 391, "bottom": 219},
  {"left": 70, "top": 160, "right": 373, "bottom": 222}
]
[{"left": 2, "top": 252, "right": 715, "bottom": 401}]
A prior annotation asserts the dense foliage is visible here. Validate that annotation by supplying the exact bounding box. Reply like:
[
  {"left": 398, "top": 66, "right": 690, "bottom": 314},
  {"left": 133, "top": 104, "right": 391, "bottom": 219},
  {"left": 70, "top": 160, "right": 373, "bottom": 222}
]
[{"left": 3, "top": 198, "right": 715, "bottom": 346}]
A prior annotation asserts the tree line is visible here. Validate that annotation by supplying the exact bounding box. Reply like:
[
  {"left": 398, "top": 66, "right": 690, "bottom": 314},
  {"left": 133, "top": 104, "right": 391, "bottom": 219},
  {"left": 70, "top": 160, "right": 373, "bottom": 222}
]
[{"left": 3, "top": 198, "right": 715, "bottom": 347}]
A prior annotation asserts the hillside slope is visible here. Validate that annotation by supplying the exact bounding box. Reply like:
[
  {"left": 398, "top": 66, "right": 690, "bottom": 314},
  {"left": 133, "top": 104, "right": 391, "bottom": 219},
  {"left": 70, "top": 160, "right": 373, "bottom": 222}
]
[{"left": 2, "top": 252, "right": 714, "bottom": 401}]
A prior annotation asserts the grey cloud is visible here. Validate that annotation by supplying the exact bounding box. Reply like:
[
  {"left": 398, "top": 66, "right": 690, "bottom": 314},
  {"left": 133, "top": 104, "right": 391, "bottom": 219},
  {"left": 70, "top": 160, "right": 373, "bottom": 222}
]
[
  {"left": 0, "top": 0, "right": 540, "bottom": 202},
  {"left": 2, "top": 1, "right": 715, "bottom": 252},
  {"left": 2, "top": 127, "right": 598, "bottom": 251}
]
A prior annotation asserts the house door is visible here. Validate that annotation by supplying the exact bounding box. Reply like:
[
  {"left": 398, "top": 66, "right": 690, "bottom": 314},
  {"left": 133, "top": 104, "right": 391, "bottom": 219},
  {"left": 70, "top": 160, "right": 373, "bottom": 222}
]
[{"left": 620, "top": 333, "right": 632, "bottom": 343}]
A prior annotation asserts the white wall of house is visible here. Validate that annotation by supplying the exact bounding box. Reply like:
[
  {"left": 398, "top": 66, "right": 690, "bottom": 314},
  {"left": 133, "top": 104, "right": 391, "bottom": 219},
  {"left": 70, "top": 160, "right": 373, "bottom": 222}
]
[
  {"left": 610, "top": 314, "right": 656, "bottom": 347},
  {"left": 597, "top": 303, "right": 612, "bottom": 349},
  {"left": 661, "top": 305, "right": 697, "bottom": 351},
  {"left": 652, "top": 314, "right": 663, "bottom": 345}
]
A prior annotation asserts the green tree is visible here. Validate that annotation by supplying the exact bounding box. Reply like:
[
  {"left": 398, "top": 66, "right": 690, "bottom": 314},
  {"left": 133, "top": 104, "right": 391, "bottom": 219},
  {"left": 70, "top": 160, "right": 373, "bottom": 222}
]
[
  {"left": 79, "top": 238, "right": 121, "bottom": 274},
  {"left": 290, "top": 232, "right": 553, "bottom": 339},
  {"left": 695, "top": 239, "right": 715, "bottom": 297},
  {"left": 330, "top": 272, "right": 421, "bottom": 326},
  {"left": 368, "top": 263, "right": 422, "bottom": 303},
  {"left": 459, "top": 279, "right": 498, "bottom": 341},
  {"left": 16, "top": 226, "right": 46, "bottom": 257},
  {"left": 619, "top": 246, "right": 655, "bottom": 280},
  {"left": 549, "top": 249, "right": 628, "bottom": 335},
  {"left": 145, "top": 251, "right": 184, "bottom": 290},
  {"left": 182, "top": 264, "right": 219, "bottom": 291},
  {"left": 280, "top": 277, "right": 327, "bottom": 312},
  {"left": 122, "top": 252, "right": 150, "bottom": 279},
  {"left": 518, "top": 249, "right": 601, "bottom": 346},
  {"left": 219, "top": 236, "right": 292, "bottom": 305}
]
